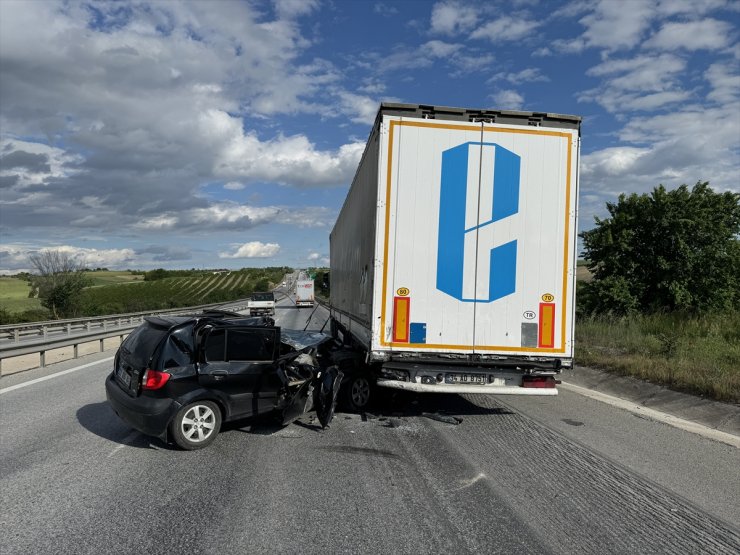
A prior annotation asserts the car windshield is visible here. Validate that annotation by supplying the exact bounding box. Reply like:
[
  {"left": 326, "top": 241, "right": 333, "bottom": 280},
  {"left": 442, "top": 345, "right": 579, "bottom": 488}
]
[
  {"left": 251, "top": 292, "right": 274, "bottom": 301},
  {"left": 119, "top": 321, "right": 169, "bottom": 369}
]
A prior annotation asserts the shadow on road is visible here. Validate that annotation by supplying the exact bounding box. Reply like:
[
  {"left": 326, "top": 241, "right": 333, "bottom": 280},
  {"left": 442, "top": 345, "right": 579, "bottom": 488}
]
[
  {"left": 367, "top": 389, "right": 516, "bottom": 420},
  {"left": 76, "top": 402, "right": 172, "bottom": 450}
]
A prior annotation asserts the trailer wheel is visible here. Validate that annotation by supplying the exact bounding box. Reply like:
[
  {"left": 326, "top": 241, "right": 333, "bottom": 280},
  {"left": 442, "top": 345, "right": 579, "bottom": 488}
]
[{"left": 342, "top": 373, "right": 373, "bottom": 411}]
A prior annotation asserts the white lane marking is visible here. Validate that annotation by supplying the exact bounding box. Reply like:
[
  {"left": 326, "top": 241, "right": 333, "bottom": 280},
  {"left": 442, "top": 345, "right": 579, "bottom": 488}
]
[
  {"left": 451, "top": 472, "right": 487, "bottom": 492},
  {"left": 0, "top": 357, "right": 114, "bottom": 395},
  {"left": 559, "top": 381, "right": 740, "bottom": 449},
  {"left": 108, "top": 431, "right": 139, "bottom": 457}
]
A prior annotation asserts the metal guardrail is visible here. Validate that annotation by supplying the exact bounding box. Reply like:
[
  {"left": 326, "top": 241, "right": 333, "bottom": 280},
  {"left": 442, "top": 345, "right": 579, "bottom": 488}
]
[
  {"left": 0, "top": 300, "right": 250, "bottom": 374},
  {"left": 0, "top": 300, "right": 250, "bottom": 343}
]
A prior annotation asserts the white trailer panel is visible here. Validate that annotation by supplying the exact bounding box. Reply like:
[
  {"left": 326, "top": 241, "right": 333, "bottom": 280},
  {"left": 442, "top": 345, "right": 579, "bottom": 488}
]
[{"left": 331, "top": 103, "right": 580, "bottom": 372}]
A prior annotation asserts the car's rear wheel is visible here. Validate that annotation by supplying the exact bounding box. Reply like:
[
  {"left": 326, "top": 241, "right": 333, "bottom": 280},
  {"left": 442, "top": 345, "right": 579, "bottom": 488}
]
[{"left": 171, "top": 401, "right": 221, "bottom": 450}]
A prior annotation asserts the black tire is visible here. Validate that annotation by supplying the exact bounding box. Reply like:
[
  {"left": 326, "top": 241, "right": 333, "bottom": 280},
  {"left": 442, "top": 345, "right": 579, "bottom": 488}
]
[
  {"left": 170, "top": 400, "right": 222, "bottom": 450},
  {"left": 342, "top": 373, "right": 373, "bottom": 412}
]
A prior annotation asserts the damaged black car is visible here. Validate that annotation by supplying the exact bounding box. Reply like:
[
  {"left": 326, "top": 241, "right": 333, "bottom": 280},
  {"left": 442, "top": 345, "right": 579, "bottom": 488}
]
[{"left": 105, "top": 310, "right": 343, "bottom": 450}]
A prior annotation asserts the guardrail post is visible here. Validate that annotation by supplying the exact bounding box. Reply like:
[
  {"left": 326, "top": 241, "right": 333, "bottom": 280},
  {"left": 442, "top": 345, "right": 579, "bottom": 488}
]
[
  {"left": 67, "top": 323, "right": 71, "bottom": 335},
  {"left": 14, "top": 329, "right": 19, "bottom": 343},
  {"left": 40, "top": 350, "right": 45, "bottom": 367},
  {"left": 74, "top": 344, "right": 79, "bottom": 358},
  {"left": 43, "top": 326, "right": 48, "bottom": 338},
  {"left": 87, "top": 321, "right": 91, "bottom": 332},
  {"left": 99, "top": 339, "right": 104, "bottom": 352}
]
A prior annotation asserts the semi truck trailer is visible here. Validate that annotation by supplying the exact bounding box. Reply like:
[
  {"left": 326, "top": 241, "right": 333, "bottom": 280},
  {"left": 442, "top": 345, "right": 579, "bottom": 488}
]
[
  {"left": 295, "top": 279, "right": 315, "bottom": 307},
  {"left": 329, "top": 103, "right": 581, "bottom": 399}
]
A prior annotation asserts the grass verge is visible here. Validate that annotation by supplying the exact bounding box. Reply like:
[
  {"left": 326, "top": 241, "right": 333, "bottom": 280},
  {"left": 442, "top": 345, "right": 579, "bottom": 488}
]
[{"left": 576, "top": 312, "right": 740, "bottom": 403}]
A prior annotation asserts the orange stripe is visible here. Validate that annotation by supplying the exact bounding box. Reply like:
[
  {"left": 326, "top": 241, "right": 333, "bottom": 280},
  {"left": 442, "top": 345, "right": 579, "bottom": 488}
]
[
  {"left": 380, "top": 119, "right": 396, "bottom": 346},
  {"left": 561, "top": 134, "right": 573, "bottom": 351}
]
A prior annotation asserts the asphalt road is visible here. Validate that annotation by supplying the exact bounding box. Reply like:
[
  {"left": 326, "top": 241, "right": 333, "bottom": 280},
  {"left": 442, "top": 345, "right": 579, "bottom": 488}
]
[{"left": 1, "top": 295, "right": 739, "bottom": 554}]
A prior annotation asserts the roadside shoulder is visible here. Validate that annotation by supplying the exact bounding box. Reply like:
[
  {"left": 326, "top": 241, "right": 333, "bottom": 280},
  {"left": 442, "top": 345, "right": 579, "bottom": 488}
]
[{"left": 562, "top": 365, "right": 740, "bottom": 437}]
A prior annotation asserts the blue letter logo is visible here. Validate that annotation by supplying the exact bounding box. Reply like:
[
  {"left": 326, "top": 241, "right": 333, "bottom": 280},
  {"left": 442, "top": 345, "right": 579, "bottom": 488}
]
[{"left": 436, "top": 142, "right": 520, "bottom": 302}]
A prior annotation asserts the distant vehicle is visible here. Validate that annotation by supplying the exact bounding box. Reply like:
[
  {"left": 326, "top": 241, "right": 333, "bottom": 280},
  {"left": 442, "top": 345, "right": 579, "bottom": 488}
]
[
  {"left": 281, "top": 281, "right": 286, "bottom": 287},
  {"left": 328, "top": 103, "right": 581, "bottom": 405},
  {"left": 248, "top": 291, "right": 275, "bottom": 316},
  {"left": 105, "top": 312, "right": 343, "bottom": 450},
  {"left": 295, "top": 279, "right": 314, "bottom": 307}
]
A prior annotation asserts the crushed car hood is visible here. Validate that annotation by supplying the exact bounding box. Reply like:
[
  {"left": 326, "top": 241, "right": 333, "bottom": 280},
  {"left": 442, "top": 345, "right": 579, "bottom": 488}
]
[{"left": 280, "top": 329, "right": 332, "bottom": 352}]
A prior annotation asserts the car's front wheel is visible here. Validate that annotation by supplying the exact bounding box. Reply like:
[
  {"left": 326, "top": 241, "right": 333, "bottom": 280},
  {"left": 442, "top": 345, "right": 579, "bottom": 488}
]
[{"left": 171, "top": 401, "right": 221, "bottom": 450}]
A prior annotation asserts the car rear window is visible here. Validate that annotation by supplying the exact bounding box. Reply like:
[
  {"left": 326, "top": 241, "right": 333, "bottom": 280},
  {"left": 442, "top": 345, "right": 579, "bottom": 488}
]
[
  {"left": 120, "top": 322, "right": 170, "bottom": 369},
  {"left": 251, "top": 292, "right": 274, "bottom": 302}
]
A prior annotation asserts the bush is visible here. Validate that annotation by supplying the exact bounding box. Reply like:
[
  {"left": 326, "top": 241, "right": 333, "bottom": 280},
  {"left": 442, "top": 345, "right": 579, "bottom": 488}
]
[{"left": 580, "top": 182, "right": 740, "bottom": 315}]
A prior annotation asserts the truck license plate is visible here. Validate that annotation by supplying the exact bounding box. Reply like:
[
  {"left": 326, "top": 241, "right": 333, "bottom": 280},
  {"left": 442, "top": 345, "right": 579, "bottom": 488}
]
[{"left": 446, "top": 373, "right": 487, "bottom": 385}]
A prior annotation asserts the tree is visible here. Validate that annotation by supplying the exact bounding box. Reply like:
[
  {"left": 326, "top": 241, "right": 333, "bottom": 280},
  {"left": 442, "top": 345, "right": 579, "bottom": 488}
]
[
  {"left": 29, "top": 250, "right": 91, "bottom": 319},
  {"left": 580, "top": 182, "right": 740, "bottom": 315}
]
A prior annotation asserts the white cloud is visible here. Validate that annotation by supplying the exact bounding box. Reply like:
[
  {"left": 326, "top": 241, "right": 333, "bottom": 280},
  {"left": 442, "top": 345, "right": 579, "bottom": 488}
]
[
  {"left": 0, "top": 139, "right": 83, "bottom": 187},
  {"left": 425, "top": 39, "right": 464, "bottom": 58},
  {"left": 430, "top": 1, "right": 478, "bottom": 35},
  {"left": 706, "top": 61, "right": 740, "bottom": 104},
  {"left": 490, "top": 89, "right": 525, "bottom": 110},
  {"left": 470, "top": 16, "right": 540, "bottom": 42},
  {"left": 273, "top": 0, "right": 320, "bottom": 19},
  {"left": 278, "top": 206, "right": 334, "bottom": 228},
  {"left": 490, "top": 67, "right": 549, "bottom": 85},
  {"left": 656, "top": 0, "right": 729, "bottom": 17},
  {"left": 307, "top": 252, "right": 320, "bottom": 260},
  {"left": 135, "top": 216, "right": 180, "bottom": 231},
  {"left": 581, "top": 105, "right": 740, "bottom": 201},
  {"left": 0, "top": 244, "right": 135, "bottom": 271},
  {"left": 581, "top": 54, "right": 689, "bottom": 112},
  {"left": 224, "top": 181, "right": 245, "bottom": 190},
  {"left": 554, "top": 0, "right": 655, "bottom": 53},
  {"left": 201, "top": 110, "right": 365, "bottom": 187},
  {"left": 189, "top": 204, "right": 281, "bottom": 227},
  {"left": 220, "top": 241, "right": 281, "bottom": 259},
  {"left": 133, "top": 203, "right": 332, "bottom": 232},
  {"left": 336, "top": 92, "right": 381, "bottom": 125},
  {"left": 645, "top": 19, "right": 734, "bottom": 51}
]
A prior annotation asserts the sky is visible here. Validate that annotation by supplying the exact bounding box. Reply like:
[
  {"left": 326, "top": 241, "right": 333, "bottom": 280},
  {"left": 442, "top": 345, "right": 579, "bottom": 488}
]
[{"left": 0, "top": 0, "right": 738, "bottom": 274}]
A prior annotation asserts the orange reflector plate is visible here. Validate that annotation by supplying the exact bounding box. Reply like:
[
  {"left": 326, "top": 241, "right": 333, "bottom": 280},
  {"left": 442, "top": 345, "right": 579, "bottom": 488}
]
[
  {"left": 538, "top": 303, "right": 555, "bottom": 348},
  {"left": 393, "top": 296, "right": 410, "bottom": 343}
]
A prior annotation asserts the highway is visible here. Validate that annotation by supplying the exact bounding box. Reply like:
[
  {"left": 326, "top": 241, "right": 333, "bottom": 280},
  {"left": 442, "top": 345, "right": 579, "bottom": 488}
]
[{"left": 1, "top": 296, "right": 739, "bottom": 554}]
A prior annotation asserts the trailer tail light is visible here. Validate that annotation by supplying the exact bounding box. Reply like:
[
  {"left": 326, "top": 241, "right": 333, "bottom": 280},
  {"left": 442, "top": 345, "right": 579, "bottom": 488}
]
[
  {"left": 142, "top": 369, "right": 170, "bottom": 390},
  {"left": 522, "top": 375, "right": 557, "bottom": 388}
]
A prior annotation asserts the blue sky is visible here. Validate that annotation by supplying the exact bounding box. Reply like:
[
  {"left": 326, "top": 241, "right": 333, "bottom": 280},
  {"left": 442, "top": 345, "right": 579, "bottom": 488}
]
[{"left": 1, "top": 0, "right": 738, "bottom": 273}]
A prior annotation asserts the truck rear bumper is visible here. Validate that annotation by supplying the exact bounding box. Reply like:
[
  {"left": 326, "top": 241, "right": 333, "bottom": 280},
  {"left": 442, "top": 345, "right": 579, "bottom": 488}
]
[{"left": 377, "top": 379, "right": 558, "bottom": 396}]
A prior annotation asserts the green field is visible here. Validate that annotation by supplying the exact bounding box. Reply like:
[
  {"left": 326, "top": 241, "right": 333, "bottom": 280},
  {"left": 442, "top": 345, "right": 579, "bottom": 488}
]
[
  {"left": 0, "top": 268, "right": 288, "bottom": 323},
  {"left": 84, "top": 270, "right": 143, "bottom": 287},
  {"left": 78, "top": 268, "right": 285, "bottom": 315},
  {"left": 0, "top": 277, "right": 43, "bottom": 313}
]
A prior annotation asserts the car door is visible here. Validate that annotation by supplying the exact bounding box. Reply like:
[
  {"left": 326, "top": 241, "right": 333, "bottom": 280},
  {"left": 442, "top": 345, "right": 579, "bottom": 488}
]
[{"left": 198, "top": 326, "right": 282, "bottom": 418}]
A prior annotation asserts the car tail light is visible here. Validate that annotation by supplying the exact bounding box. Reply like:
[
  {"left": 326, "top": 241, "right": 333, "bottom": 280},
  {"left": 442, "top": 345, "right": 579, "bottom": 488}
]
[
  {"left": 522, "top": 375, "right": 557, "bottom": 388},
  {"left": 142, "top": 369, "right": 170, "bottom": 390}
]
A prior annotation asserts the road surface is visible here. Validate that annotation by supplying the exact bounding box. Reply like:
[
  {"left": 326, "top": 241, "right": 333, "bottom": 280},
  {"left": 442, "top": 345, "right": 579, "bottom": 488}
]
[{"left": 2, "top": 296, "right": 739, "bottom": 554}]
